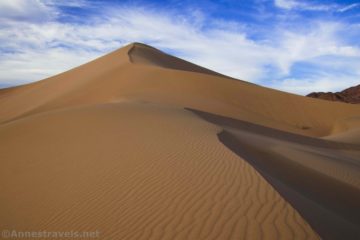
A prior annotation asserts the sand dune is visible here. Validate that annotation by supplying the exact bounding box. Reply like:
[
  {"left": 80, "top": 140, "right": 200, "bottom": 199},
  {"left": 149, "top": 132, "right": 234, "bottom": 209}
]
[{"left": 1, "top": 42, "right": 359, "bottom": 239}]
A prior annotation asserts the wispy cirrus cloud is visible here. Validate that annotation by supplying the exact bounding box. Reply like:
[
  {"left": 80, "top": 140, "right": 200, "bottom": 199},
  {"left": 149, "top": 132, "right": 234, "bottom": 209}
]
[
  {"left": 0, "top": 0, "right": 359, "bottom": 95},
  {"left": 274, "top": 0, "right": 360, "bottom": 12},
  {"left": 338, "top": 3, "right": 360, "bottom": 13},
  {"left": 274, "top": 0, "right": 332, "bottom": 11}
]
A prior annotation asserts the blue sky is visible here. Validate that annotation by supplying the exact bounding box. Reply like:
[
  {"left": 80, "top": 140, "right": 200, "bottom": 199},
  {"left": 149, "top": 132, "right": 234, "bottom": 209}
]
[{"left": 0, "top": 0, "right": 360, "bottom": 94}]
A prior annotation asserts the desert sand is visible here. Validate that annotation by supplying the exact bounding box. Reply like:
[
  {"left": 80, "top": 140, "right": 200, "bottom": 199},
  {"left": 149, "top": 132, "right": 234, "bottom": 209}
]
[{"left": 0, "top": 43, "right": 359, "bottom": 239}]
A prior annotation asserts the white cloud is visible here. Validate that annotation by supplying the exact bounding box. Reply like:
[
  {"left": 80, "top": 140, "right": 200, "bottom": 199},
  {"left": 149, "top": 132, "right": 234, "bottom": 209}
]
[
  {"left": 338, "top": 3, "right": 360, "bottom": 13},
  {"left": 0, "top": 3, "right": 359, "bottom": 94},
  {"left": 0, "top": 46, "right": 100, "bottom": 86},
  {"left": 42, "top": 0, "right": 89, "bottom": 8},
  {"left": 274, "top": 0, "right": 359, "bottom": 12},
  {"left": 274, "top": 0, "right": 301, "bottom": 10},
  {"left": 270, "top": 75, "right": 360, "bottom": 95},
  {"left": 273, "top": 22, "right": 360, "bottom": 75},
  {"left": 0, "top": 0, "right": 56, "bottom": 22},
  {"left": 274, "top": 0, "right": 334, "bottom": 11}
]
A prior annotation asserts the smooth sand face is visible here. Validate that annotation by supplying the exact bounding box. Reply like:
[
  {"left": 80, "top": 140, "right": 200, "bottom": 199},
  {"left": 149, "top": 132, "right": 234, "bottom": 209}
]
[{"left": 0, "top": 43, "right": 359, "bottom": 239}]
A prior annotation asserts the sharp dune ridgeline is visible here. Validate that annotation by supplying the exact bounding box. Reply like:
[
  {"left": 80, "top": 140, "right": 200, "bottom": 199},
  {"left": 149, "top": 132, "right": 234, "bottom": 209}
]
[{"left": 0, "top": 42, "right": 359, "bottom": 240}]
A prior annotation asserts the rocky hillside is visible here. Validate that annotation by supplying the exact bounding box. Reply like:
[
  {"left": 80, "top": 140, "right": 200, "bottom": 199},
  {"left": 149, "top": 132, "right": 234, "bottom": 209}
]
[{"left": 307, "top": 84, "right": 360, "bottom": 103}]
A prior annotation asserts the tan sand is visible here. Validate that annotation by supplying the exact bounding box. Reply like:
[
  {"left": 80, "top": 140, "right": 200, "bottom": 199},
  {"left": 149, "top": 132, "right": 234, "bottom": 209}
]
[{"left": 0, "top": 42, "right": 359, "bottom": 239}]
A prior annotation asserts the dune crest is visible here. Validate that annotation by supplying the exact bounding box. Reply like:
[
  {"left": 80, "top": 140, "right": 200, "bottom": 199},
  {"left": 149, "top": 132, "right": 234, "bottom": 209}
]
[
  {"left": 1, "top": 43, "right": 359, "bottom": 239},
  {"left": 127, "top": 42, "right": 225, "bottom": 77}
]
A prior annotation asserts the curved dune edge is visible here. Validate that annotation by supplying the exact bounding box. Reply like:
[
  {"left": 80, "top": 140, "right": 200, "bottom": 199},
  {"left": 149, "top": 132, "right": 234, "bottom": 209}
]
[
  {"left": 127, "top": 43, "right": 225, "bottom": 77},
  {"left": 187, "top": 108, "right": 360, "bottom": 239},
  {"left": 327, "top": 117, "right": 360, "bottom": 143}
]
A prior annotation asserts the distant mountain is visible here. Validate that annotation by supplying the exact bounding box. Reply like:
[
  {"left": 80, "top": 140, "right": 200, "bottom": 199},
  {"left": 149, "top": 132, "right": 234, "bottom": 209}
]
[{"left": 307, "top": 84, "right": 360, "bottom": 103}]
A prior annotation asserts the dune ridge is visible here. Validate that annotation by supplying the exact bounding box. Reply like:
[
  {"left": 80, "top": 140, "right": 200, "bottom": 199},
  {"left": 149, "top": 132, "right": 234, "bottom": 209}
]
[
  {"left": 1, "top": 42, "right": 359, "bottom": 239},
  {"left": 1, "top": 43, "right": 359, "bottom": 136},
  {"left": 128, "top": 43, "right": 225, "bottom": 77}
]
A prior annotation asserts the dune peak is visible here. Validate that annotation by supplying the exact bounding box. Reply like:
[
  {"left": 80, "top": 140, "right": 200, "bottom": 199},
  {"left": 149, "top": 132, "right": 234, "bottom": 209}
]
[{"left": 126, "top": 42, "right": 224, "bottom": 77}]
